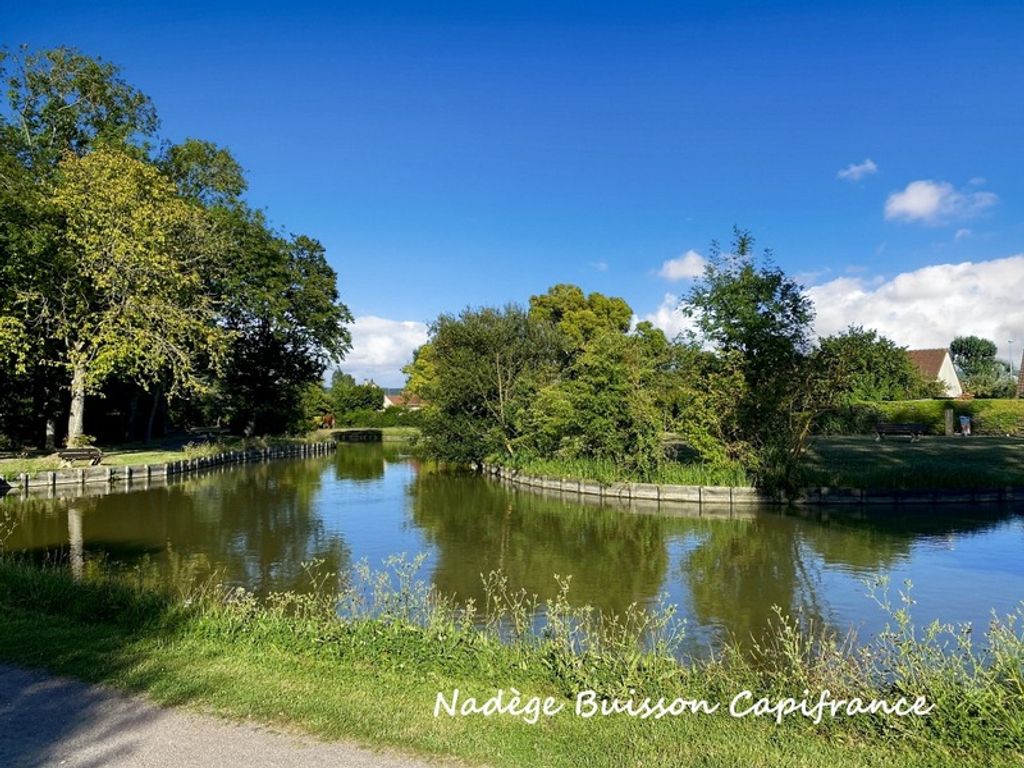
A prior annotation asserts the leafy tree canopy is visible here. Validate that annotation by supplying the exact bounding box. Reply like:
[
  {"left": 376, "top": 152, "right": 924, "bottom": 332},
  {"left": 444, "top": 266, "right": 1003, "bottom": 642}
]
[
  {"left": 817, "top": 326, "right": 940, "bottom": 402},
  {"left": 0, "top": 45, "right": 157, "bottom": 173},
  {"left": 46, "top": 148, "right": 228, "bottom": 441},
  {"left": 528, "top": 284, "right": 632, "bottom": 356},
  {"left": 330, "top": 371, "right": 383, "bottom": 414},
  {"left": 685, "top": 228, "right": 814, "bottom": 368},
  {"left": 950, "top": 336, "right": 1015, "bottom": 398},
  {"left": 160, "top": 138, "right": 246, "bottom": 207}
]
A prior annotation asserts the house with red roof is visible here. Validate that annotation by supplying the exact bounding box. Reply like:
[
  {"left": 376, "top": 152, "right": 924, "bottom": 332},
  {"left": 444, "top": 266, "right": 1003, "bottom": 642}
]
[
  {"left": 382, "top": 392, "right": 426, "bottom": 410},
  {"left": 906, "top": 348, "right": 963, "bottom": 398}
]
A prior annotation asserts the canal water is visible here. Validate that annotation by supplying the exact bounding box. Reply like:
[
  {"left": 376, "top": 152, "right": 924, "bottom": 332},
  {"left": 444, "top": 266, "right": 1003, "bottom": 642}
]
[{"left": 2, "top": 443, "right": 1022, "bottom": 655}]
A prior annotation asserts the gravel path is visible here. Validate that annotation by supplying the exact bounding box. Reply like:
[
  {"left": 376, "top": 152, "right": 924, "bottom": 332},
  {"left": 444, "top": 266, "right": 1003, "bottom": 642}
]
[{"left": 0, "top": 664, "right": 447, "bottom": 768}]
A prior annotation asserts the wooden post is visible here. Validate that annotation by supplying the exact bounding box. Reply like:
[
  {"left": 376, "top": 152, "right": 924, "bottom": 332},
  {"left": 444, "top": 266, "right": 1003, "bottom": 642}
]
[
  {"left": 944, "top": 407, "right": 954, "bottom": 436},
  {"left": 68, "top": 506, "right": 84, "bottom": 582}
]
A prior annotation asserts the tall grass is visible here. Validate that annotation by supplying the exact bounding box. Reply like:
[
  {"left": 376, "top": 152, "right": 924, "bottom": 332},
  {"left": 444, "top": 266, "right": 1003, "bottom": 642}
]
[
  {"left": 0, "top": 551, "right": 1020, "bottom": 760},
  {"left": 505, "top": 455, "right": 751, "bottom": 487}
]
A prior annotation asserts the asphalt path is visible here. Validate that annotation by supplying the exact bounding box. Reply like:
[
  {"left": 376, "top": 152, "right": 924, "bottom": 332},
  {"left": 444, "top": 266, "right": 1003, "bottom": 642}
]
[{"left": 0, "top": 664, "right": 448, "bottom": 768}]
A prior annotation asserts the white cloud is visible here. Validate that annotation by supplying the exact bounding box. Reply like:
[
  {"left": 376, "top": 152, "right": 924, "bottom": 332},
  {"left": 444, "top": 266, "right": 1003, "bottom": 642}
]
[
  {"left": 808, "top": 254, "right": 1024, "bottom": 361},
  {"left": 884, "top": 180, "right": 998, "bottom": 224},
  {"left": 339, "top": 315, "right": 429, "bottom": 387},
  {"left": 658, "top": 249, "right": 706, "bottom": 281},
  {"left": 589, "top": 260, "right": 609, "bottom": 272},
  {"left": 837, "top": 158, "right": 878, "bottom": 181},
  {"left": 954, "top": 228, "right": 972, "bottom": 241},
  {"left": 640, "top": 293, "right": 698, "bottom": 340}
]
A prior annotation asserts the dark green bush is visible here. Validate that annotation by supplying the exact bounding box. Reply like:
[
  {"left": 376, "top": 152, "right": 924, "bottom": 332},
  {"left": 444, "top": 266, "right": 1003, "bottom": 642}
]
[{"left": 335, "top": 407, "right": 424, "bottom": 428}]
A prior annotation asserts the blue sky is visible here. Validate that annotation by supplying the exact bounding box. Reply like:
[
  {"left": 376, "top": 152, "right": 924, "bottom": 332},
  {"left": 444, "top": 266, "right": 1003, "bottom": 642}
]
[{"left": 5, "top": 1, "right": 1024, "bottom": 384}]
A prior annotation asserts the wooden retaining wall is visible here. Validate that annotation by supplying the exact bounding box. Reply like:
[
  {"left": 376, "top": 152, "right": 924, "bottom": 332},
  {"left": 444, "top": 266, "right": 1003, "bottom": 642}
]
[
  {"left": 482, "top": 464, "right": 1024, "bottom": 508},
  {"left": 0, "top": 441, "right": 337, "bottom": 497}
]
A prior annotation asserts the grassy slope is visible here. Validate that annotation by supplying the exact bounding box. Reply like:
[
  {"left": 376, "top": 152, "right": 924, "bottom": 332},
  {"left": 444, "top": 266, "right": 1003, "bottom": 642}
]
[
  {"left": 802, "top": 436, "right": 1024, "bottom": 489},
  {"left": 0, "top": 607, "right": 969, "bottom": 768},
  {"left": 496, "top": 437, "right": 1024, "bottom": 491},
  {"left": 0, "top": 563, "right": 1018, "bottom": 768}
]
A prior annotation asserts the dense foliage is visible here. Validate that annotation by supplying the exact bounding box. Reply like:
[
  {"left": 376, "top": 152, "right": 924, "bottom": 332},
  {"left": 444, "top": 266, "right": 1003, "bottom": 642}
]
[
  {"left": 816, "top": 326, "right": 941, "bottom": 402},
  {"left": 411, "top": 230, "right": 1007, "bottom": 491},
  {"left": 328, "top": 371, "right": 384, "bottom": 415},
  {"left": 0, "top": 46, "right": 351, "bottom": 447},
  {"left": 951, "top": 335, "right": 1017, "bottom": 398}
]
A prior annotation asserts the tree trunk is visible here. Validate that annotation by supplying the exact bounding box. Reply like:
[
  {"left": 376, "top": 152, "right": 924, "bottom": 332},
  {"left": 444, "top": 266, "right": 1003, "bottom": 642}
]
[
  {"left": 126, "top": 393, "right": 140, "bottom": 441},
  {"left": 145, "top": 386, "right": 163, "bottom": 445},
  {"left": 66, "top": 362, "right": 87, "bottom": 447}
]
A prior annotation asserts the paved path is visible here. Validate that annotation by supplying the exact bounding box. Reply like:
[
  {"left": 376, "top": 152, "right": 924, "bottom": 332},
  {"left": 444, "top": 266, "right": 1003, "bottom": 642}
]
[{"left": 0, "top": 664, "right": 446, "bottom": 768}]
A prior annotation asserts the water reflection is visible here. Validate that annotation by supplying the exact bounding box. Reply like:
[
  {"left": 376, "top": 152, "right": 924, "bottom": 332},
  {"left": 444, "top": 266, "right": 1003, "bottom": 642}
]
[
  {"left": 410, "top": 471, "right": 671, "bottom": 615},
  {"left": 2, "top": 444, "right": 1022, "bottom": 652},
  {"left": 4, "top": 459, "right": 349, "bottom": 594}
]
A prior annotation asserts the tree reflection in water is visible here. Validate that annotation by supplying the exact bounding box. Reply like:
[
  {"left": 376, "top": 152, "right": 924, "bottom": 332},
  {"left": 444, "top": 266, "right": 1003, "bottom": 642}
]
[
  {"left": 2, "top": 444, "right": 1020, "bottom": 654},
  {"left": 410, "top": 470, "right": 672, "bottom": 617},
  {"left": 1, "top": 458, "right": 349, "bottom": 596}
]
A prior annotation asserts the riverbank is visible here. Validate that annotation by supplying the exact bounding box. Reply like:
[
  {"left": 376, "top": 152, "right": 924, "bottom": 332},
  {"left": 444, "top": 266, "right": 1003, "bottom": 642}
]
[
  {"left": 0, "top": 433, "right": 344, "bottom": 479},
  {"left": 486, "top": 436, "right": 1024, "bottom": 504},
  {"left": 0, "top": 559, "right": 1019, "bottom": 767},
  {"left": 0, "top": 439, "right": 336, "bottom": 496}
]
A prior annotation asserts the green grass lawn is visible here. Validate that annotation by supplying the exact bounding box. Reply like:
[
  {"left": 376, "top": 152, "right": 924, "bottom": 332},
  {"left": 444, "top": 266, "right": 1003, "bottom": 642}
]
[
  {"left": 801, "top": 435, "right": 1024, "bottom": 490},
  {"left": 0, "top": 433, "right": 338, "bottom": 478},
  {"left": 0, "top": 560, "right": 1019, "bottom": 768}
]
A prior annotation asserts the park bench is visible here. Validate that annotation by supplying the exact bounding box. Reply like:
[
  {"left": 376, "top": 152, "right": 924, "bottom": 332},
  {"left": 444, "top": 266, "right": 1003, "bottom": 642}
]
[
  {"left": 874, "top": 423, "right": 928, "bottom": 442},
  {"left": 57, "top": 447, "right": 103, "bottom": 466},
  {"left": 186, "top": 425, "right": 228, "bottom": 442}
]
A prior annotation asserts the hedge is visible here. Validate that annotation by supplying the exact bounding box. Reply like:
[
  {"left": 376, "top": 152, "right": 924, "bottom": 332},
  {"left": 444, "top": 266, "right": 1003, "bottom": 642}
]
[
  {"left": 816, "top": 399, "right": 1024, "bottom": 437},
  {"left": 335, "top": 406, "right": 424, "bottom": 428}
]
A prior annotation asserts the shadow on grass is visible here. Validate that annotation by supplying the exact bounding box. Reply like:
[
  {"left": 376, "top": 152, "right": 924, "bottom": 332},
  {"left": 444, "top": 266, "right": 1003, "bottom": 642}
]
[
  {"left": 0, "top": 560, "right": 202, "bottom": 767},
  {"left": 802, "top": 436, "right": 1024, "bottom": 489}
]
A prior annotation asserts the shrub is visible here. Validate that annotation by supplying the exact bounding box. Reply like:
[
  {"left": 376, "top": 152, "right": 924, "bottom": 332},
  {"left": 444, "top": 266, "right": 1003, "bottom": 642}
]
[{"left": 335, "top": 407, "right": 424, "bottom": 428}]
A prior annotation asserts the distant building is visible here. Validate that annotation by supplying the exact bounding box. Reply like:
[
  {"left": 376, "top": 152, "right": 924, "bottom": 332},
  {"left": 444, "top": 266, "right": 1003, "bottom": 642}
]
[
  {"left": 382, "top": 392, "right": 425, "bottom": 410},
  {"left": 906, "top": 348, "right": 963, "bottom": 398}
]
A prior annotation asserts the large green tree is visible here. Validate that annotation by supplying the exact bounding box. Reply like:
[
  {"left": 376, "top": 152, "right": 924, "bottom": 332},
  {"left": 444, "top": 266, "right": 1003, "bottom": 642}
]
[
  {"left": 684, "top": 228, "right": 814, "bottom": 439},
  {"left": 418, "top": 305, "right": 559, "bottom": 463},
  {"left": 44, "top": 148, "right": 227, "bottom": 444},
  {"left": 683, "top": 229, "right": 847, "bottom": 490},
  {"left": 817, "top": 326, "right": 940, "bottom": 402},
  {"left": 207, "top": 207, "right": 352, "bottom": 434},
  {"left": 522, "top": 328, "right": 665, "bottom": 475},
  {"left": 950, "top": 335, "right": 1015, "bottom": 398},
  {"left": 1, "top": 47, "right": 353, "bottom": 445},
  {"left": 1, "top": 46, "right": 160, "bottom": 446}
]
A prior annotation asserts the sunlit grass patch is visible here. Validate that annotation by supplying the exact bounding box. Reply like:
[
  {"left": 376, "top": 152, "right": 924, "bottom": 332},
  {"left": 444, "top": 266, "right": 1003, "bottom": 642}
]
[
  {"left": 0, "top": 554, "right": 1020, "bottom": 767},
  {"left": 503, "top": 455, "right": 751, "bottom": 488}
]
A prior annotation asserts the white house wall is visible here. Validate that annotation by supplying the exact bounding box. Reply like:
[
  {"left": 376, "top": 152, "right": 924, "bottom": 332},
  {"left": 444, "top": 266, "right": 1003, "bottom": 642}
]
[{"left": 937, "top": 354, "right": 963, "bottom": 398}]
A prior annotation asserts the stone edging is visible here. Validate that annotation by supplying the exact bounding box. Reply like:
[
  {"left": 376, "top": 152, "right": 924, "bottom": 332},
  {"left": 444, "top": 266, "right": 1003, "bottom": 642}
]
[
  {"left": 482, "top": 464, "right": 1024, "bottom": 506},
  {"left": 1, "top": 441, "right": 337, "bottom": 496}
]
